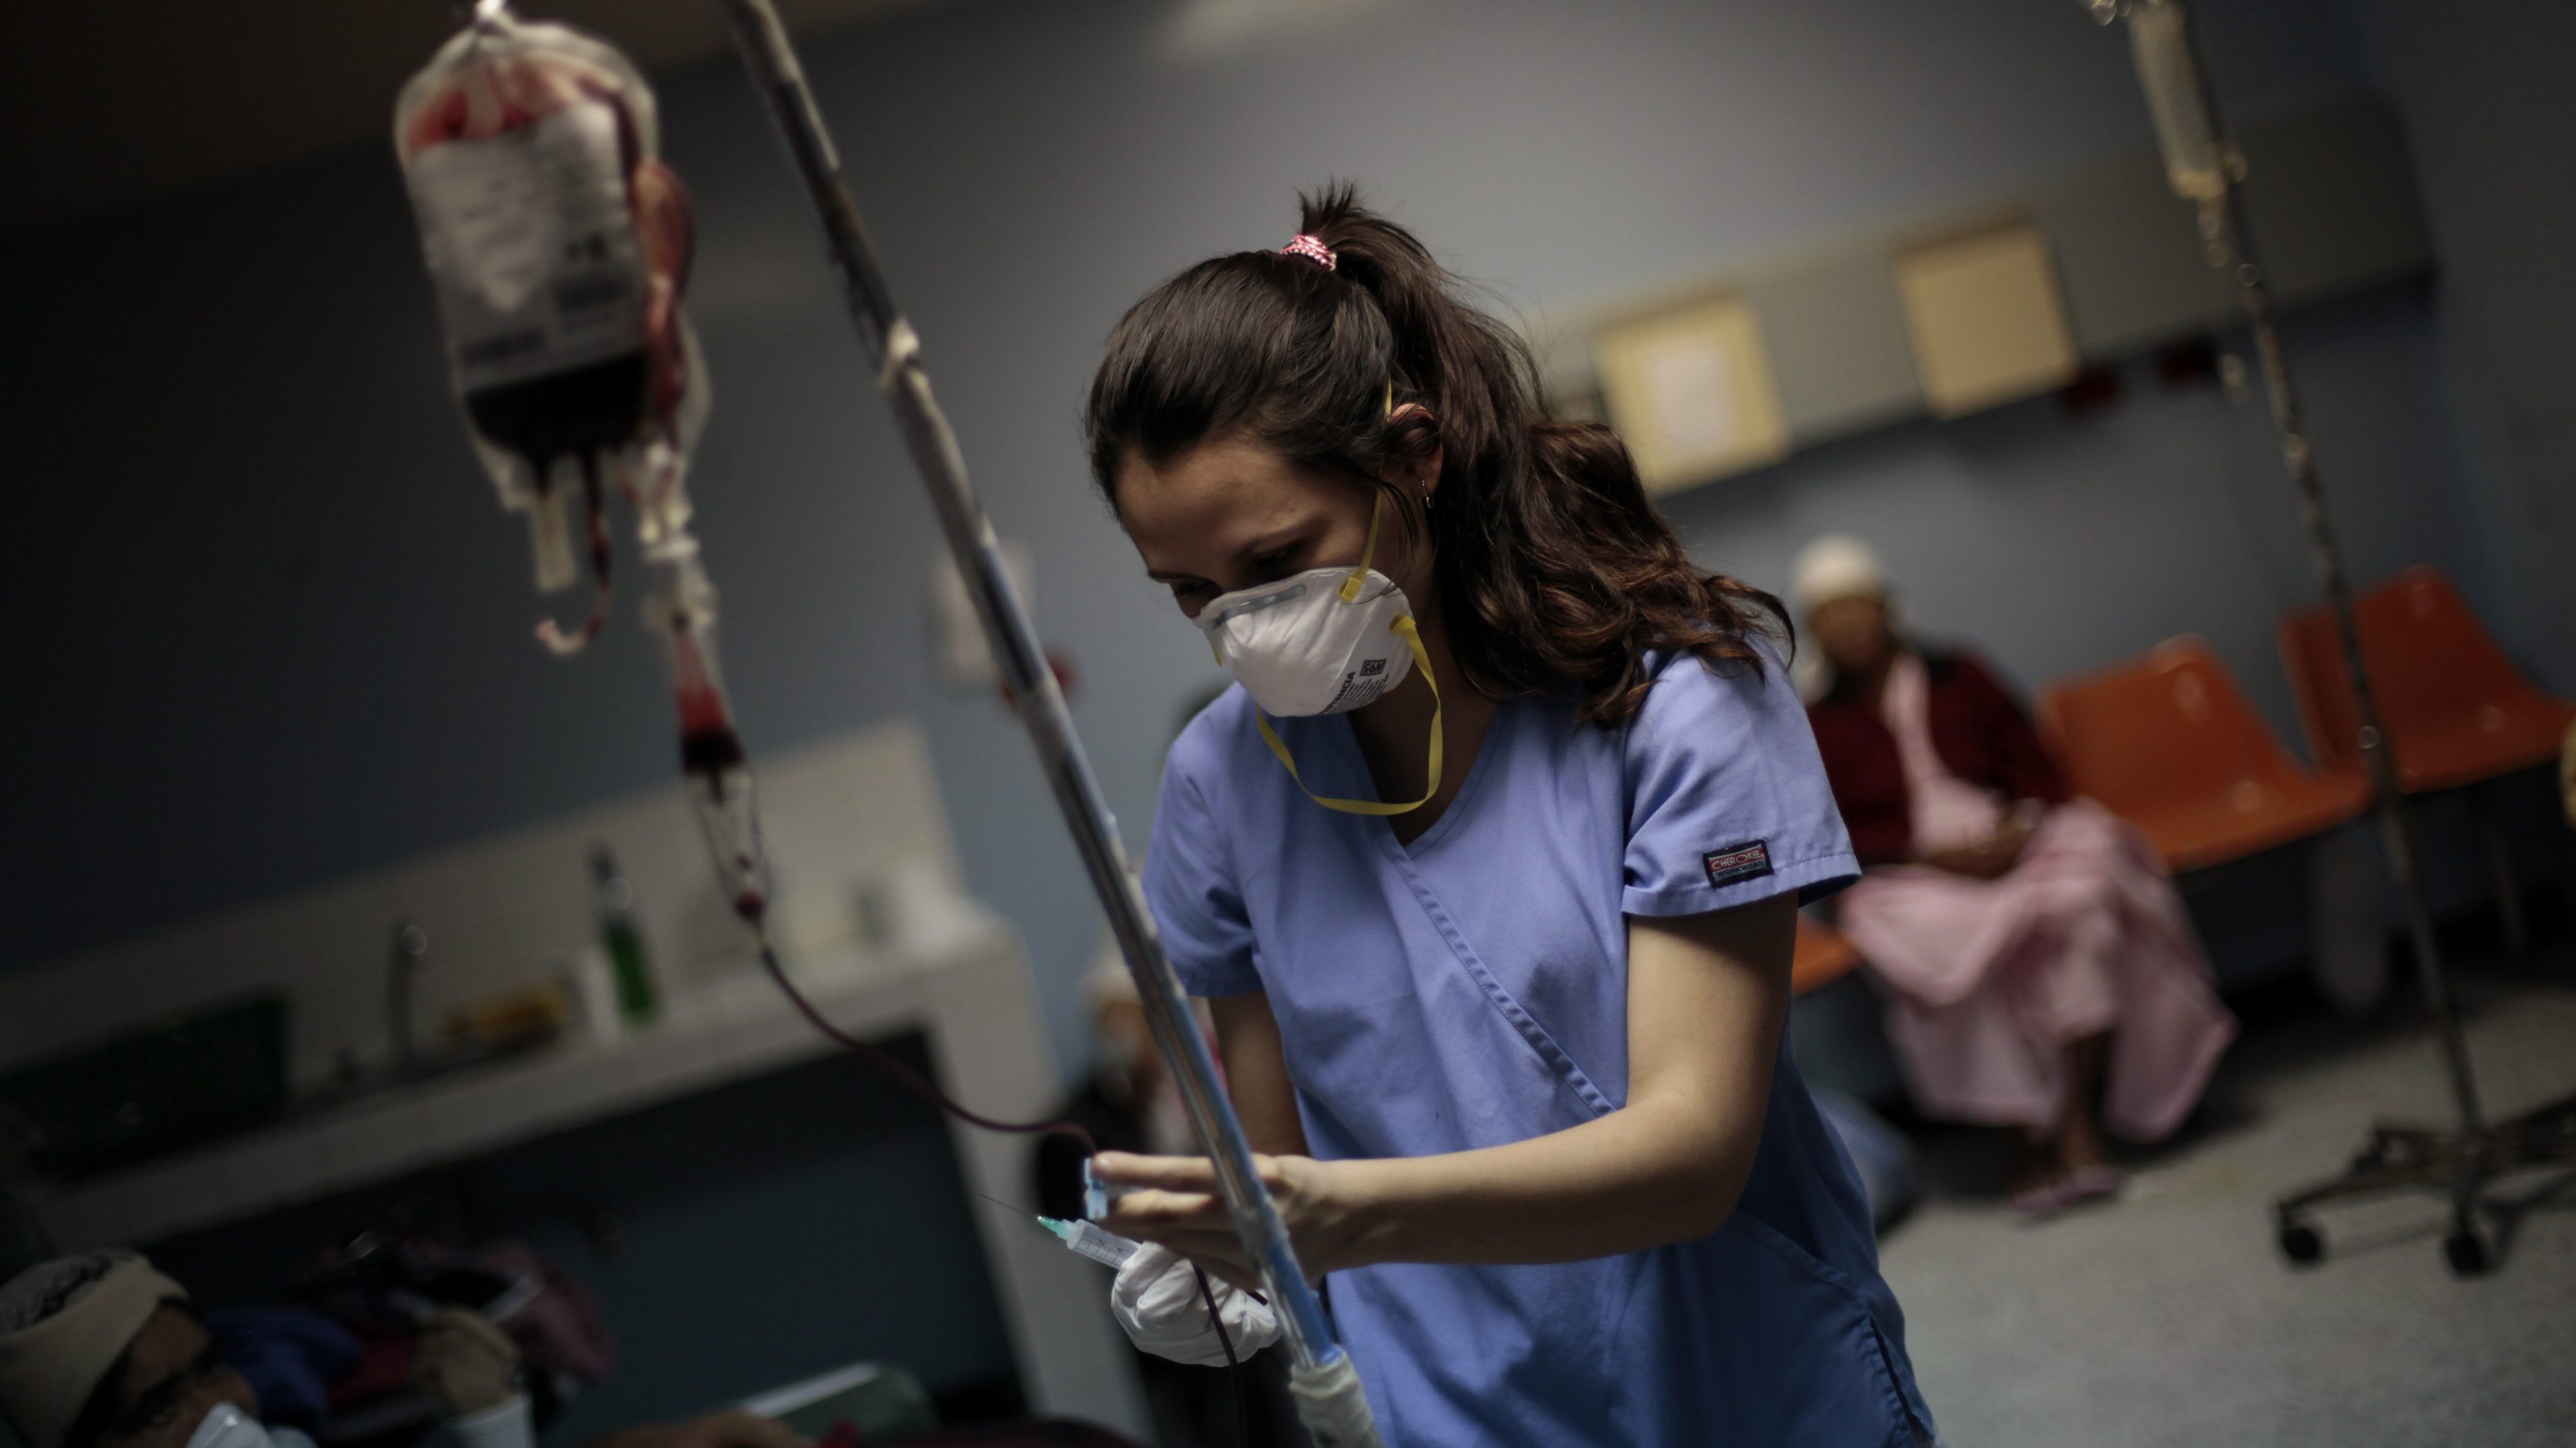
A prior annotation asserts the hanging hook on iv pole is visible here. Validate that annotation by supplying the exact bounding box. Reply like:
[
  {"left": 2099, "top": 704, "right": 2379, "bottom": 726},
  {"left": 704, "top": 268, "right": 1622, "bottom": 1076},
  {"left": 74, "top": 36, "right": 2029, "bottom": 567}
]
[{"left": 712, "top": 4, "right": 1379, "bottom": 1443}]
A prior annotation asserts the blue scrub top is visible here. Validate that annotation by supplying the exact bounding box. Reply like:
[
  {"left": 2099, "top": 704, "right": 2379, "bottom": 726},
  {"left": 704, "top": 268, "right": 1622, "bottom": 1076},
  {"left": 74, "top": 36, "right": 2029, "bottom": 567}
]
[{"left": 1146, "top": 647, "right": 1935, "bottom": 1447}]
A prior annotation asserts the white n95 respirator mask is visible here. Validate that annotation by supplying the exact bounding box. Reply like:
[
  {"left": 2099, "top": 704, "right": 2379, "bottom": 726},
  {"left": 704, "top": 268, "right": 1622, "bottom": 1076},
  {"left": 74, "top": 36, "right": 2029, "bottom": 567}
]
[
  {"left": 1195, "top": 494, "right": 1442, "bottom": 815},
  {"left": 1197, "top": 505, "right": 1415, "bottom": 717}
]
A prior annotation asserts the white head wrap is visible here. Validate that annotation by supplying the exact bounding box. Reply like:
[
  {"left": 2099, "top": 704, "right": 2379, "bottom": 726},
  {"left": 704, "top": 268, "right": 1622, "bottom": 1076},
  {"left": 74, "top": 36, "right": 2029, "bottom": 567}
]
[
  {"left": 1787, "top": 533, "right": 1891, "bottom": 618},
  {"left": 0, "top": 1252, "right": 190, "bottom": 1448}
]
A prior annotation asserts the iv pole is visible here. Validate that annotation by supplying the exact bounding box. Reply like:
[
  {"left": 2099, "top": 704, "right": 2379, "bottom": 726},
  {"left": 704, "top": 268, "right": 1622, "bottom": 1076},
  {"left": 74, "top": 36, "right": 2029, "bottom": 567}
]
[
  {"left": 715, "top": 1, "right": 1380, "bottom": 1438},
  {"left": 2093, "top": 0, "right": 2576, "bottom": 1277}
]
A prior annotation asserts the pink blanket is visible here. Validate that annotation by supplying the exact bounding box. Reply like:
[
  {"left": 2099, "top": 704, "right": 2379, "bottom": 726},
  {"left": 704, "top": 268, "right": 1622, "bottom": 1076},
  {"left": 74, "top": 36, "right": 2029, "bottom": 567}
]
[
  {"left": 1839, "top": 801, "right": 2236, "bottom": 1140},
  {"left": 1836, "top": 654, "right": 2236, "bottom": 1140}
]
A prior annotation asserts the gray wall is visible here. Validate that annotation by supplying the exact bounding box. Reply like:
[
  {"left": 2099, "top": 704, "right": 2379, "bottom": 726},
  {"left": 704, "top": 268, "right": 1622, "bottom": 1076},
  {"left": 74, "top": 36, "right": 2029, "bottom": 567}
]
[
  {"left": 1663, "top": 283, "right": 2479, "bottom": 762},
  {"left": 2348, "top": 0, "right": 2576, "bottom": 681},
  {"left": 3, "top": 0, "right": 2561, "bottom": 1085}
]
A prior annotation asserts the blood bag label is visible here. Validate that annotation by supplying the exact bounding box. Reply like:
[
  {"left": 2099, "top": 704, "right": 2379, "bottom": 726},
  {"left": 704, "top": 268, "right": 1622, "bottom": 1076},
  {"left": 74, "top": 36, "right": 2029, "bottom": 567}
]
[{"left": 405, "top": 101, "right": 646, "bottom": 391}]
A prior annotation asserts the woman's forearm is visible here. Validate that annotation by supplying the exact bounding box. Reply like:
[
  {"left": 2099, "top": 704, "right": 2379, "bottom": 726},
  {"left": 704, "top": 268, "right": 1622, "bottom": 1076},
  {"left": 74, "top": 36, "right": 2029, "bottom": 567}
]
[{"left": 1331, "top": 1095, "right": 1761, "bottom": 1268}]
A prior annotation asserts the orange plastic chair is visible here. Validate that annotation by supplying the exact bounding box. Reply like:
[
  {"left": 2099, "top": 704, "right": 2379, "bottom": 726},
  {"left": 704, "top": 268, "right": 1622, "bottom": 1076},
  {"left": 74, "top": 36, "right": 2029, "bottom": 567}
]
[
  {"left": 2277, "top": 567, "right": 2576, "bottom": 794},
  {"left": 1791, "top": 914, "right": 1861, "bottom": 995},
  {"left": 2037, "top": 636, "right": 2371, "bottom": 873}
]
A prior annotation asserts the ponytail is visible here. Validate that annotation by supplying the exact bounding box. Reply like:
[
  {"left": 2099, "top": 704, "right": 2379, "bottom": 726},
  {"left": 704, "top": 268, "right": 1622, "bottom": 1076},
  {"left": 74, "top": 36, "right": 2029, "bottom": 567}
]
[{"left": 1086, "top": 183, "right": 1783, "bottom": 725}]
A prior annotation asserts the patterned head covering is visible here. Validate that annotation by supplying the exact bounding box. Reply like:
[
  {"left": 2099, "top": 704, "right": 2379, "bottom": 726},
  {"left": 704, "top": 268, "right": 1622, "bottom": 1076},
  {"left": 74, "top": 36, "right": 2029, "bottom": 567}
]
[{"left": 0, "top": 1252, "right": 189, "bottom": 1448}]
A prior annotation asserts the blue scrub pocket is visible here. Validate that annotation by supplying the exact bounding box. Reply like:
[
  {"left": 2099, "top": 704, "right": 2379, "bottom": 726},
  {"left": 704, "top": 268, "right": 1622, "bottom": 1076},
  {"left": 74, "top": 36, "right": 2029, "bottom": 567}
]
[
  {"left": 1613, "top": 1213, "right": 1924, "bottom": 1447},
  {"left": 1393, "top": 856, "right": 1617, "bottom": 1124}
]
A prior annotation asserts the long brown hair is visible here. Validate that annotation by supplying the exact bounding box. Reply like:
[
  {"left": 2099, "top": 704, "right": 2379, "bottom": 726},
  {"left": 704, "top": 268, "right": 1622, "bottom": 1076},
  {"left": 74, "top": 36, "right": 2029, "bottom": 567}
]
[{"left": 1085, "top": 184, "right": 1784, "bottom": 725}]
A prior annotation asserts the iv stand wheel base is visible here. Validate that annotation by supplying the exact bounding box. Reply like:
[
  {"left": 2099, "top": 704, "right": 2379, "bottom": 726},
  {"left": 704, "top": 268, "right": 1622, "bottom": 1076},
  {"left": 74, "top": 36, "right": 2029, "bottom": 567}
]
[
  {"left": 2443, "top": 1224, "right": 2489, "bottom": 1277},
  {"left": 2275, "top": 1216, "right": 2323, "bottom": 1267},
  {"left": 2271, "top": 1092, "right": 2576, "bottom": 1277}
]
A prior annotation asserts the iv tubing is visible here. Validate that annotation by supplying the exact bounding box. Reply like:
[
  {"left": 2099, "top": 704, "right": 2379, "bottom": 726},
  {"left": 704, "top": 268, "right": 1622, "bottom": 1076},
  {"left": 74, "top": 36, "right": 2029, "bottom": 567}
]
[
  {"left": 715, "top": 4, "right": 1369, "bottom": 1439},
  {"left": 750, "top": 924, "right": 1096, "bottom": 1151}
]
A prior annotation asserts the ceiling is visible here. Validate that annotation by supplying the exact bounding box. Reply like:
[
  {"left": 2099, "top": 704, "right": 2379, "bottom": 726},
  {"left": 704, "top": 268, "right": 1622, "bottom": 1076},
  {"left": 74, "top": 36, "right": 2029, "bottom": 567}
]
[{"left": 0, "top": 0, "right": 949, "bottom": 236}]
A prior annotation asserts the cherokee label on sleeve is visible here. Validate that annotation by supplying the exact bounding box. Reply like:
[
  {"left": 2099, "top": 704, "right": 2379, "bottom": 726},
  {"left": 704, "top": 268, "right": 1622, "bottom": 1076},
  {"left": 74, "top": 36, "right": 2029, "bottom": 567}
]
[{"left": 1703, "top": 840, "right": 1774, "bottom": 887}]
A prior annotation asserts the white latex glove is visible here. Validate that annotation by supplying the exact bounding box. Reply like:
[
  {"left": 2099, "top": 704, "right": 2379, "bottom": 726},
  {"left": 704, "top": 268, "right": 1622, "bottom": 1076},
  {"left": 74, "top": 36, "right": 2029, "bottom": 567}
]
[{"left": 1109, "top": 1242, "right": 1280, "bottom": 1366}]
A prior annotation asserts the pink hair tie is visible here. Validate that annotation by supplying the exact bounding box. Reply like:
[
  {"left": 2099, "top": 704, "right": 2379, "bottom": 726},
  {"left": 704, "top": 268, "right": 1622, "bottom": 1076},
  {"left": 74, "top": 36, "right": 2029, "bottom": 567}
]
[{"left": 1281, "top": 233, "right": 1337, "bottom": 270}]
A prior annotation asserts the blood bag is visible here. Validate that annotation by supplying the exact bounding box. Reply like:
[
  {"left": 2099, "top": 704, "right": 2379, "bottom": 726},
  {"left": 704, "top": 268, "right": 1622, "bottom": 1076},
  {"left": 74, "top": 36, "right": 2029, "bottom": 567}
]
[{"left": 394, "top": 12, "right": 708, "bottom": 652}]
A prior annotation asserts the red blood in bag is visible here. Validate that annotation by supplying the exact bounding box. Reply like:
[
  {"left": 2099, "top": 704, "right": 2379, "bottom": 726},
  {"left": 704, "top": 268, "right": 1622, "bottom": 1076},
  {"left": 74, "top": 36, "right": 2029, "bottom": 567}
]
[{"left": 466, "top": 352, "right": 650, "bottom": 483}]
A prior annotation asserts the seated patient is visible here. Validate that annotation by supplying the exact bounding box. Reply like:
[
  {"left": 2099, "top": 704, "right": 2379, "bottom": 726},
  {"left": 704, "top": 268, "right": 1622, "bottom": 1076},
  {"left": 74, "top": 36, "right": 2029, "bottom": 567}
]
[{"left": 1790, "top": 536, "right": 2237, "bottom": 1215}]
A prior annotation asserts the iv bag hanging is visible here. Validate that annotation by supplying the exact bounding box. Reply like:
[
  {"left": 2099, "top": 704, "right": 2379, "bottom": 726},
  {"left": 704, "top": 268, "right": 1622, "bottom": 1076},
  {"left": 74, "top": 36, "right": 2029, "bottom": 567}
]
[
  {"left": 393, "top": 10, "right": 709, "bottom": 645},
  {"left": 2123, "top": 0, "right": 2226, "bottom": 202}
]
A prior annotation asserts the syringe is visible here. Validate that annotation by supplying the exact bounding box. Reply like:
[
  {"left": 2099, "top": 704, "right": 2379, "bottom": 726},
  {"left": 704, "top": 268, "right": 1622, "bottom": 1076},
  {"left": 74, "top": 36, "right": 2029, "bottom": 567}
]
[{"left": 1041, "top": 1215, "right": 1139, "bottom": 1270}]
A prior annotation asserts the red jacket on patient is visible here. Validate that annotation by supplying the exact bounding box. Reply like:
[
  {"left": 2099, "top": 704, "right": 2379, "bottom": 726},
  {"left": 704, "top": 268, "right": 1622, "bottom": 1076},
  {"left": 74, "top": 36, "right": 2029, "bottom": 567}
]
[{"left": 1806, "top": 648, "right": 2068, "bottom": 867}]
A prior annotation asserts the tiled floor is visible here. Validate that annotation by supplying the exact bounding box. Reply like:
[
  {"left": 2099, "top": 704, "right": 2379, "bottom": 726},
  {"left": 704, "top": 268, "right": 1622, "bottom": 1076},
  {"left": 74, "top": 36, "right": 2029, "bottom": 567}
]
[{"left": 1878, "top": 946, "right": 2576, "bottom": 1448}]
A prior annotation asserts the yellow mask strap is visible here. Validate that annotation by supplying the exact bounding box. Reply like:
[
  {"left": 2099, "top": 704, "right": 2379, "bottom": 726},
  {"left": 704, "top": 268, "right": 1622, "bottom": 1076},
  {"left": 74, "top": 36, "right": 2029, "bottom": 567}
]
[
  {"left": 1252, "top": 616, "right": 1441, "bottom": 816},
  {"left": 1332, "top": 383, "right": 1397, "bottom": 605},
  {"left": 1338, "top": 492, "right": 1385, "bottom": 604}
]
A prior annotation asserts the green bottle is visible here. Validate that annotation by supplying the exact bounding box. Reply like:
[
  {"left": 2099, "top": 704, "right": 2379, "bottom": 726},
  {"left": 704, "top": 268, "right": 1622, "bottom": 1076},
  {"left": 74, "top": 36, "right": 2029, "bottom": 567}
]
[{"left": 590, "top": 845, "right": 659, "bottom": 1026}]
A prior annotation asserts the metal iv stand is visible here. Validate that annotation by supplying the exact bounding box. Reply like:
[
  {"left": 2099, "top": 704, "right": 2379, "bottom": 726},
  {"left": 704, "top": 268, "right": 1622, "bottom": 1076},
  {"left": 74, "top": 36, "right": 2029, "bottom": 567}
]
[
  {"left": 715, "top": 1, "right": 1381, "bottom": 1438},
  {"left": 2094, "top": 0, "right": 2576, "bottom": 1277}
]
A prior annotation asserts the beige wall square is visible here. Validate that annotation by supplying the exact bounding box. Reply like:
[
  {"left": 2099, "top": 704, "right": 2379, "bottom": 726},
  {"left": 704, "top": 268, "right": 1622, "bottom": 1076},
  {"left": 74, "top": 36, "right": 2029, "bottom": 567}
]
[
  {"left": 1896, "top": 222, "right": 2081, "bottom": 416},
  {"left": 1592, "top": 294, "right": 1789, "bottom": 495}
]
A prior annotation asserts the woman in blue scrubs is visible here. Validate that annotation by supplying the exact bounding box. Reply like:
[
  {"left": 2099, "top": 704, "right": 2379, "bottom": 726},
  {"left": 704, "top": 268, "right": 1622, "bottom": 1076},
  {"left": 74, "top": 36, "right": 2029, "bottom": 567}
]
[{"left": 1089, "top": 188, "right": 1936, "bottom": 1447}]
